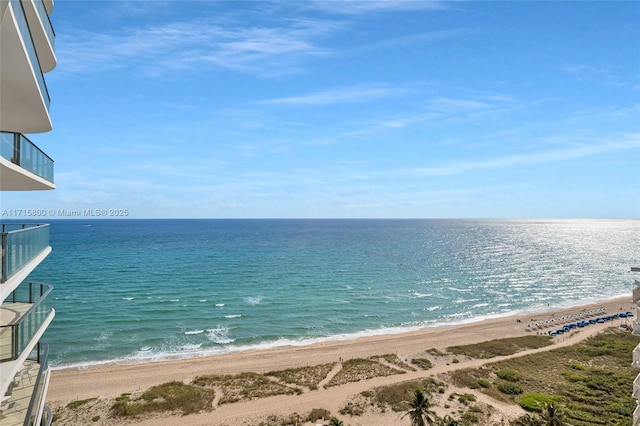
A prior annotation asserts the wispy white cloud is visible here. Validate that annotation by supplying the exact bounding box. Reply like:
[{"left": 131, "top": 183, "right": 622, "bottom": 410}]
[
  {"left": 401, "top": 134, "right": 640, "bottom": 177},
  {"left": 340, "top": 93, "right": 516, "bottom": 137},
  {"left": 562, "top": 64, "right": 636, "bottom": 89},
  {"left": 358, "top": 28, "right": 476, "bottom": 52},
  {"left": 57, "top": 18, "right": 337, "bottom": 77},
  {"left": 426, "top": 97, "right": 493, "bottom": 112},
  {"left": 302, "top": 0, "right": 448, "bottom": 15},
  {"left": 257, "top": 84, "right": 413, "bottom": 106}
]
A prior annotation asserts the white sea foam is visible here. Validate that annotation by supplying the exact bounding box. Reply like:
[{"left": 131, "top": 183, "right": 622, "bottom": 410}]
[
  {"left": 215, "top": 303, "right": 225, "bottom": 307},
  {"left": 180, "top": 343, "right": 202, "bottom": 351},
  {"left": 413, "top": 292, "right": 432, "bottom": 298},
  {"left": 224, "top": 314, "right": 241, "bottom": 319},
  {"left": 199, "top": 299, "right": 207, "bottom": 302},
  {"left": 51, "top": 293, "right": 631, "bottom": 371},
  {"left": 122, "top": 297, "right": 134, "bottom": 301},
  {"left": 96, "top": 332, "right": 112, "bottom": 341},
  {"left": 245, "top": 296, "right": 263, "bottom": 306},
  {"left": 185, "top": 330, "right": 205, "bottom": 335},
  {"left": 207, "top": 327, "right": 234, "bottom": 344}
]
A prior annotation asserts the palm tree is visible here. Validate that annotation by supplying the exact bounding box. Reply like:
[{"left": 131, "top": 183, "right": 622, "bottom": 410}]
[
  {"left": 539, "top": 402, "right": 571, "bottom": 426},
  {"left": 402, "top": 389, "right": 437, "bottom": 426}
]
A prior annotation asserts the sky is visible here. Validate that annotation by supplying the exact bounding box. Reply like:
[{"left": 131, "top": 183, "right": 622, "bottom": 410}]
[{"left": 3, "top": 0, "right": 640, "bottom": 218}]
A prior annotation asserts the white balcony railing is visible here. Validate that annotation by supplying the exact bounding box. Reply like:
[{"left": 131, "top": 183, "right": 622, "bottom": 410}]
[
  {"left": 634, "top": 343, "right": 640, "bottom": 368},
  {"left": 634, "top": 374, "right": 640, "bottom": 399}
]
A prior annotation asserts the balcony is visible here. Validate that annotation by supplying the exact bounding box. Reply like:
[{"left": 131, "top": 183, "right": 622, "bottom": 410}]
[
  {"left": 1, "top": 224, "right": 50, "bottom": 284},
  {"left": 635, "top": 374, "right": 640, "bottom": 399},
  {"left": 0, "top": 0, "right": 52, "bottom": 133},
  {"left": 0, "top": 283, "right": 54, "bottom": 362},
  {"left": 0, "top": 343, "right": 52, "bottom": 426},
  {"left": 1, "top": 132, "right": 54, "bottom": 190},
  {"left": 634, "top": 343, "right": 640, "bottom": 368},
  {"left": 21, "top": 0, "right": 56, "bottom": 73},
  {"left": 635, "top": 404, "right": 640, "bottom": 426}
]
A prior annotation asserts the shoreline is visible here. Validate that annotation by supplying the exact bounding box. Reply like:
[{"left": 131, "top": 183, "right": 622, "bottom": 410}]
[
  {"left": 50, "top": 293, "right": 632, "bottom": 372},
  {"left": 48, "top": 295, "right": 633, "bottom": 405}
]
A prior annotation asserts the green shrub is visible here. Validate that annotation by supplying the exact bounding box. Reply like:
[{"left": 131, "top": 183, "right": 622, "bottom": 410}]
[
  {"left": 461, "top": 411, "right": 480, "bottom": 423},
  {"left": 371, "top": 379, "right": 440, "bottom": 412},
  {"left": 66, "top": 397, "right": 98, "bottom": 409},
  {"left": 426, "top": 348, "right": 447, "bottom": 356},
  {"left": 496, "top": 369, "right": 520, "bottom": 382},
  {"left": 458, "top": 393, "right": 477, "bottom": 404},
  {"left": 339, "top": 403, "right": 363, "bottom": 416},
  {"left": 447, "top": 335, "right": 552, "bottom": 358},
  {"left": 496, "top": 382, "right": 523, "bottom": 395},
  {"left": 111, "top": 381, "right": 215, "bottom": 417},
  {"left": 306, "top": 408, "right": 332, "bottom": 422},
  {"left": 519, "top": 393, "right": 556, "bottom": 412},
  {"left": 562, "top": 371, "right": 587, "bottom": 382},
  {"left": 567, "top": 362, "right": 586, "bottom": 370},
  {"left": 476, "top": 379, "right": 491, "bottom": 388},
  {"left": 607, "top": 401, "right": 636, "bottom": 416},
  {"left": 411, "top": 358, "right": 433, "bottom": 370}
]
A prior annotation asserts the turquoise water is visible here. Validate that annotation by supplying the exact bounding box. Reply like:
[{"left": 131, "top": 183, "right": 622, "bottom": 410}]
[{"left": 24, "top": 219, "right": 639, "bottom": 368}]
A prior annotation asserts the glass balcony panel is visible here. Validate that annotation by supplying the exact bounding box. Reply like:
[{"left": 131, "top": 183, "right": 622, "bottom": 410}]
[
  {"left": 10, "top": 0, "right": 50, "bottom": 109},
  {"left": 0, "top": 283, "right": 53, "bottom": 361},
  {"left": 19, "top": 134, "right": 54, "bottom": 183},
  {"left": 1, "top": 224, "right": 50, "bottom": 282},
  {"left": 0, "top": 132, "right": 54, "bottom": 183},
  {"left": 0, "top": 133, "right": 14, "bottom": 162}
]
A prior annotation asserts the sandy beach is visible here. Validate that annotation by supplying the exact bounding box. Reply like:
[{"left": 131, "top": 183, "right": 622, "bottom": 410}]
[{"left": 47, "top": 296, "right": 634, "bottom": 425}]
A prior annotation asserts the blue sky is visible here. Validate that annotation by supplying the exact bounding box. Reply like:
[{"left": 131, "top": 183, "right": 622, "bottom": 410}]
[{"left": 4, "top": 0, "right": 640, "bottom": 218}]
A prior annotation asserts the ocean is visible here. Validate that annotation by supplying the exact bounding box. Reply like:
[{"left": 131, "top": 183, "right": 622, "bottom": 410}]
[{"left": 22, "top": 218, "right": 639, "bottom": 369}]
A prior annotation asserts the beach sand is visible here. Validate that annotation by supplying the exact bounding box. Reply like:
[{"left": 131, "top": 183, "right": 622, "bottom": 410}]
[{"left": 48, "top": 296, "right": 634, "bottom": 425}]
